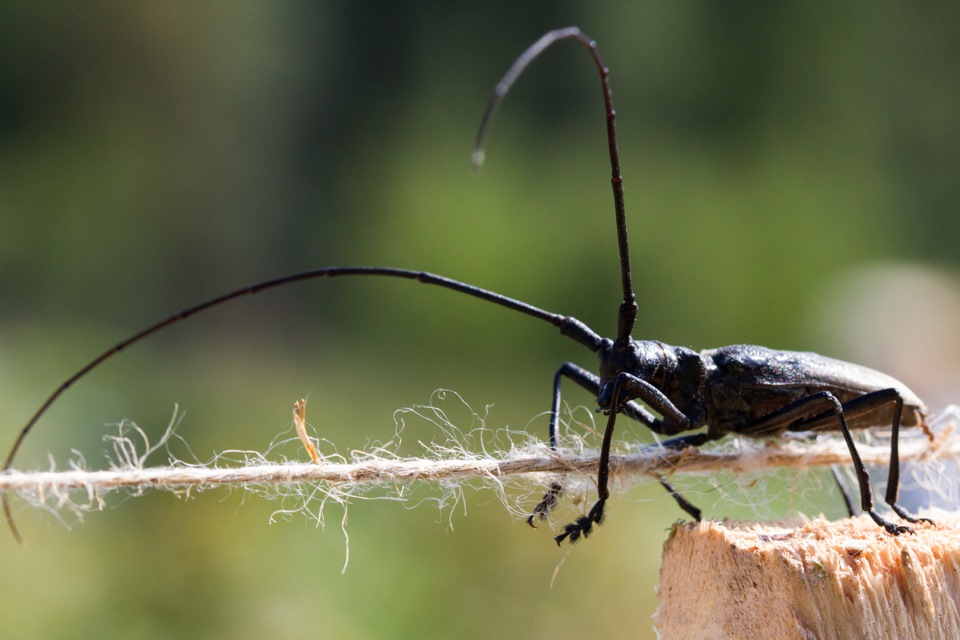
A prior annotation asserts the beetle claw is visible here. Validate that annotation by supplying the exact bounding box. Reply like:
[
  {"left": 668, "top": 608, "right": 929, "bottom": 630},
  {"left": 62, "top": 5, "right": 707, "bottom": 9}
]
[
  {"left": 869, "top": 509, "right": 913, "bottom": 536},
  {"left": 528, "top": 482, "right": 563, "bottom": 528},
  {"left": 890, "top": 503, "right": 935, "bottom": 527},
  {"left": 554, "top": 498, "right": 606, "bottom": 545}
]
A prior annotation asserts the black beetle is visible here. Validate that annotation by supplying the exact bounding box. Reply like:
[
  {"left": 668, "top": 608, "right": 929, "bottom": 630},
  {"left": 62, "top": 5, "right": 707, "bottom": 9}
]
[{"left": 2, "top": 27, "right": 934, "bottom": 544}]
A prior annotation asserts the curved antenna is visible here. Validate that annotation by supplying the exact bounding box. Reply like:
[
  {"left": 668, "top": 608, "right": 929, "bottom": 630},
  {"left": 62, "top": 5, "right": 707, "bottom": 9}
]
[
  {"left": 473, "top": 27, "right": 637, "bottom": 343},
  {"left": 2, "top": 266, "right": 603, "bottom": 542}
]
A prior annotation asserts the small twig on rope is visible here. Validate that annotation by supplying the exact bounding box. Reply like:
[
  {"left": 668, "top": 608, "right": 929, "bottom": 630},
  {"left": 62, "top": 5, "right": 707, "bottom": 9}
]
[{"left": 293, "top": 399, "right": 320, "bottom": 464}]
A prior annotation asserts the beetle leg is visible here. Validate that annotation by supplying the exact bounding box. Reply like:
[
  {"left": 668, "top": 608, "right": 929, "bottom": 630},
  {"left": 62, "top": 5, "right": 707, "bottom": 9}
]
[
  {"left": 554, "top": 371, "right": 694, "bottom": 544},
  {"left": 831, "top": 466, "right": 858, "bottom": 518},
  {"left": 527, "top": 364, "right": 589, "bottom": 527},
  {"left": 747, "top": 390, "right": 914, "bottom": 535},
  {"left": 794, "top": 388, "right": 933, "bottom": 526},
  {"left": 529, "top": 363, "right": 659, "bottom": 527},
  {"left": 830, "top": 394, "right": 913, "bottom": 535},
  {"left": 869, "top": 390, "right": 934, "bottom": 525},
  {"left": 648, "top": 433, "right": 716, "bottom": 522},
  {"left": 553, "top": 402, "right": 616, "bottom": 544},
  {"left": 534, "top": 365, "right": 699, "bottom": 532},
  {"left": 657, "top": 432, "right": 711, "bottom": 449},
  {"left": 659, "top": 478, "right": 702, "bottom": 522}
]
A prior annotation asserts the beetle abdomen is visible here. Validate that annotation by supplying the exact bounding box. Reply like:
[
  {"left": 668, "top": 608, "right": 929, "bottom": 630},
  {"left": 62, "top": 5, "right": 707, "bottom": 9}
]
[{"left": 702, "top": 345, "right": 928, "bottom": 435}]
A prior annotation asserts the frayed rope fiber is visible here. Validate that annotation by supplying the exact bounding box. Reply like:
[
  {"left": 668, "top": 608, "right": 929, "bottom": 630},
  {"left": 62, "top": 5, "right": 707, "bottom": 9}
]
[
  {"left": 2, "top": 393, "right": 958, "bottom": 527},
  {"left": 2, "top": 412, "right": 958, "bottom": 495}
]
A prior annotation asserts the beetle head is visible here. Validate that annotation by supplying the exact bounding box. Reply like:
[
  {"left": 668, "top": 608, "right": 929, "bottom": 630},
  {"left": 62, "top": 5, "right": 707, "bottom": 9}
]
[{"left": 596, "top": 339, "right": 670, "bottom": 410}]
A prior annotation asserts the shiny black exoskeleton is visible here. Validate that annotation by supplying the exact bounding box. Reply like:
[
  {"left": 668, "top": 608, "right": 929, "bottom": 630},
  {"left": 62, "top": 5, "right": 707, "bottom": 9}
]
[{"left": 538, "top": 336, "right": 931, "bottom": 544}]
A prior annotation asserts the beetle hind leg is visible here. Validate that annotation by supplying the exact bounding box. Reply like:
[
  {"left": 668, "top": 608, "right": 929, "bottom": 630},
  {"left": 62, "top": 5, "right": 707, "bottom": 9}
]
[
  {"left": 816, "top": 391, "right": 916, "bottom": 535},
  {"left": 831, "top": 463, "right": 914, "bottom": 533},
  {"left": 751, "top": 389, "right": 924, "bottom": 535},
  {"left": 836, "top": 388, "right": 934, "bottom": 528},
  {"left": 878, "top": 389, "right": 935, "bottom": 526}
]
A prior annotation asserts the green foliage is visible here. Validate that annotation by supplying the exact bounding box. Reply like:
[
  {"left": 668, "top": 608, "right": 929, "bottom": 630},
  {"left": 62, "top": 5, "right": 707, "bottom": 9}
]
[{"left": 1, "top": 3, "right": 957, "bottom": 638}]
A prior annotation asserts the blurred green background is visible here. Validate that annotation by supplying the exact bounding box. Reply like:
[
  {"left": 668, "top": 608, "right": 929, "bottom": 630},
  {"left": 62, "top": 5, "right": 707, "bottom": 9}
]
[{"left": 1, "top": 2, "right": 959, "bottom": 638}]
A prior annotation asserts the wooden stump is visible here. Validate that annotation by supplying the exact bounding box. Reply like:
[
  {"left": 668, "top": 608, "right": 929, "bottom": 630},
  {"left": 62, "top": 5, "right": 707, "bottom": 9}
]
[{"left": 655, "top": 513, "right": 960, "bottom": 639}]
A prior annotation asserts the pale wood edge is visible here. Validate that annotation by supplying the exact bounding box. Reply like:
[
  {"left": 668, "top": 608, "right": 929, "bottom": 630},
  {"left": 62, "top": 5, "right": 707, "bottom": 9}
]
[{"left": 655, "top": 511, "right": 960, "bottom": 640}]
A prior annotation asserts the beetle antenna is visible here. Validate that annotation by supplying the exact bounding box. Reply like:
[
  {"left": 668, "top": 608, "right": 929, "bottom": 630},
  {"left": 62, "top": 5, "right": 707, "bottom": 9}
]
[
  {"left": 472, "top": 27, "right": 637, "bottom": 343},
  {"left": 2, "top": 266, "right": 603, "bottom": 542}
]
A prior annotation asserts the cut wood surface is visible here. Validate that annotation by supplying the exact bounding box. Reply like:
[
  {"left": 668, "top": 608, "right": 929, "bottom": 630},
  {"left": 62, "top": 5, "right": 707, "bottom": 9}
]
[{"left": 656, "top": 512, "right": 960, "bottom": 640}]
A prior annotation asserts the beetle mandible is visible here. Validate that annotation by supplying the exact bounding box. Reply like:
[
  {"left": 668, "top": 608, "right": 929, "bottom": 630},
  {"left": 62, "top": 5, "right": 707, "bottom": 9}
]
[{"left": 2, "top": 27, "right": 935, "bottom": 544}]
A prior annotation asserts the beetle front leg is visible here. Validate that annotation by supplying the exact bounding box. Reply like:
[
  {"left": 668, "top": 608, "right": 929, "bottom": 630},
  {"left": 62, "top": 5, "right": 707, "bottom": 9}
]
[
  {"left": 553, "top": 406, "right": 617, "bottom": 544},
  {"left": 526, "top": 364, "right": 586, "bottom": 527},
  {"left": 555, "top": 372, "right": 693, "bottom": 544}
]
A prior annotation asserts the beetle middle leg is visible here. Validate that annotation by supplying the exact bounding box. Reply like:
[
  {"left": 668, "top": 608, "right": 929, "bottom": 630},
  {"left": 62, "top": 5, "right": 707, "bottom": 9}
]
[
  {"left": 831, "top": 466, "right": 858, "bottom": 517},
  {"left": 658, "top": 478, "right": 703, "bottom": 522}
]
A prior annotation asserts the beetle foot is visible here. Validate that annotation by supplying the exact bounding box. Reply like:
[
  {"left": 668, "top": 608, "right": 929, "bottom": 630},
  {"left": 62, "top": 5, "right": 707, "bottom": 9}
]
[
  {"left": 527, "top": 482, "right": 564, "bottom": 528},
  {"left": 554, "top": 498, "right": 606, "bottom": 545},
  {"left": 868, "top": 509, "right": 913, "bottom": 536},
  {"left": 890, "top": 503, "right": 935, "bottom": 527}
]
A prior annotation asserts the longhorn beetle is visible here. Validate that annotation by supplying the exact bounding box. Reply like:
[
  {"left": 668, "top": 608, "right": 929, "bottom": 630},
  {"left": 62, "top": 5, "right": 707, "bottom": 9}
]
[{"left": 2, "top": 27, "right": 936, "bottom": 544}]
